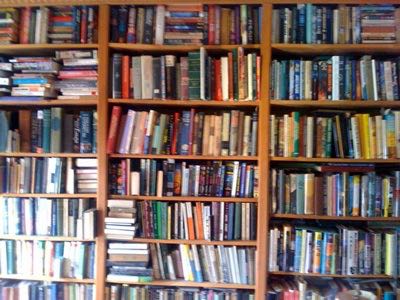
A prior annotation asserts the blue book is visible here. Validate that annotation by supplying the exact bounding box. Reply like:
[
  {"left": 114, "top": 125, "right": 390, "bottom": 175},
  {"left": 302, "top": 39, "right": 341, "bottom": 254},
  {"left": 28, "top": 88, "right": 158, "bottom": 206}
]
[
  {"left": 296, "top": 174, "right": 305, "bottom": 214},
  {"left": 227, "top": 203, "right": 235, "bottom": 240},
  {"left": 348, "top": 175, "right": 354, "bottom": 215},
  {"left": 320, "top": 232, "right": 328, "bottom": 274},
  {"left": 217, "top": 165, "right": 225, "bottom": 197},
  {"left": 51, "top": 200, "right": 57, "bottom": 235},
  {"left": 6, "top": 240, "right": 15, "bottom": 274},
  {"left": 79, "top": 111, "right": 93, "bottom": 153},
  {"left": 87, "top": 243, "right": 95, "bottom": 279},
  {"left": 294, "top": 60, "right": 301, "bottom": 100},
  {"left": 305, "top": 4, "right": 313, "bottom": 44},
  {"left": 294, "top": 229, "right": 302, "bottom": 272},
  {"left": 383, "top": 292, "right": 396, "bottom": 300},
  {"left": 72, "top": 6, "right": 81, "bottom": 43},
  {"left": 179, "top": 111, "right": 191, "bottom": 155},
  {"left": 280, "top": 60, "right": 288, "bottom": 99},
  {"left": 239, "top": 163, "right": 246, "bottom": 197},
  {"left": 49, "top": 283, "right": 58, "bottom": 300},
  {"left": 0, "top": 96, "right": 44, "bottom": 101},
  {"left": 42, "top": 109, "right": 51, "bottom": 153},
  {"left": 12, "top": 78, "right": 50, "bottom": 85},
  {"left": 367, "top": 173, "right": 375, "bottom": 217},
  {"left": 297, "top": 5, "right": 306, "bottom": 43},
  {"left": 374, "top": 176, "right": 382, "bottom": 217},
  {"left": 0, "top": 110, "right": 8, "bottom": 152},
  {"left": 92, "top": 111, "right": 97, "bottom": 153}
]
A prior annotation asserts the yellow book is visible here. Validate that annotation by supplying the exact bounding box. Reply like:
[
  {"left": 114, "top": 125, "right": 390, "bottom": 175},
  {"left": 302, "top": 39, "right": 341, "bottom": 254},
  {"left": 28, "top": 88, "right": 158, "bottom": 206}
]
[
  {"left": 312, "top": 231, "right": 322, "bottom": 273},
  {"left": 358, "top": 114, "right": 371, "bottom": 159},
  {"left": 383, "top": 177, "right": 390, "bottom": 218}
]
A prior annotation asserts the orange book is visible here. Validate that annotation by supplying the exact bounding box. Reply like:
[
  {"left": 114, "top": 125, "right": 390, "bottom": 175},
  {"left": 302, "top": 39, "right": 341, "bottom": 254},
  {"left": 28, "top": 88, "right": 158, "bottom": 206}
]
[
  {"left": 106, "top": 106, "right": 122, "bottom": 154},
  {"left": 19, "top": 7, "right": 31, "bottom": 44},
  {"left": 185, "top": 202, "right": 195, "bottom": 240},
  {"left": 214, "top": 59, "right": 222, "bottom": 100},
  {"left": 121, "top": 55, "right": 130, "bottom": 99},
  {"left": 195, "top": 203, "right": 204, "bottom": 240}
]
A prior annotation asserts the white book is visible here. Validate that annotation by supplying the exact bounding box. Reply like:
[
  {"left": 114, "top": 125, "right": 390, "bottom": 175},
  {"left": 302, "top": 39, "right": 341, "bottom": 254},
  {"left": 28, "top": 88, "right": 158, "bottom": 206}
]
[
  {"left": 375, "top": 115, "right": 383, "bottom": 158},
  {"left": 218, "top": 202, "right": 225, "bottom": 241},
  {"left": 332, "top": 56, "right": 339, "bottom": 100},
  {"left": 140, "top": 56, "right": 153, "bottom": 99},
  {"left": 381, "top": 119, "right": 387, "bottom": 159},
  {"left": 231, "top": 161, "right": 240, "bottom": 197},
  {"left": 283, "top": 114, "right": 290, "bottom": 157},
  {"left": 300, "top": 229, "right": 307, "bottom": 273},
  {"left": 107, "top": 200, "right": 135, "bottom": 208},
  {"left": 105, "top": 217, "right": 136, "bottom": 224},
  {"left": 181, "top": 203, "right": 189, "bottom": 240},
  {"left": 247, "top": 54, "right": 253, "bottom": 100},
  {"left": 166, "top": 255, "right": 176, "bottom": 280},
  {"left": 34, "top": 9, "right": 42, "bottom": 44},
  {"left": 361, "top": 175, "right": 368, "bottom": 217},
  {"left": 194, "top": 165, "right": 200, "bottom": 197},
  {"left": 306, "top": 117, "right": 314, "bottom": 158},
  {"left": 109, "top": 243, "right": 148, "bottom": 250},
  {"left": 304, "top": 231, "right": 313, "bottom": 273},
  {"left": 154, "top": 5, "right": 165, "bottom": 45},
  {"left": 207, "top": 245, "right": 218, "bottom": 282},
  {"left": 221, "top": 56, "right": 229, "bottom": 101},
  {"left": 118, "top": 110, "right": 136, "bottom": 154},
  {"left": 351, "top": 117, "right": 361, "bottom": 159},
  {"left": 130, "top": 171, "right": 140, "bottom": 196},
  {"left": 242, "top": 115, "right": 251, "bottom": 156},
  {"left": 107, "top": 249, "right": 148, "bottom": 255},
  {"left": 371, "top": 59, "right": 378, "bottom": 101},
  {"left": 395, "top": 111, "right": 400, "bottom": 158}
]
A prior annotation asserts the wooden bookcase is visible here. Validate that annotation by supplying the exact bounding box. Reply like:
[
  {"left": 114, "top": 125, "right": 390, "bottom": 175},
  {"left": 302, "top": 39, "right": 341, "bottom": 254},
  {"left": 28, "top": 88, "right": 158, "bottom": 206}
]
[{"left": 0, "top": 0, "right": 398, "bottom": 299}]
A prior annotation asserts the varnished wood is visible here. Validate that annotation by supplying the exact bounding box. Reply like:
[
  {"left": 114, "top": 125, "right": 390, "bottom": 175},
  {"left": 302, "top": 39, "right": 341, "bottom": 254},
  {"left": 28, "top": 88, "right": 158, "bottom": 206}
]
[
  {"left": 110, "top": 43, "right": 261, "bottom": 52},
  {"left": 0, "top": 152, "right": 97, "bottom": 158},
  {"left": 109, "top": 195, "right": 258, "bottom": 203},
  {"left": 109, "top": 154, "right": 258, "bottom": 161},
  {"left": 105, "top": 279, "right": 256, "bottom": 289},
  {"left": 109, "top": 98, "right": 259, "bottom": 107},
  {"left": 270, "top": 100, "right": 400, "bottom": 109},
  {"left": 0, "top": 44, "right": 98, "bottom": 55},
  {"left": 269, "top": 272, "right": 394, "bottom": 279},
  {"left": 106, "top": 238, "right": 258, "bottom": 246},
  {"left": 272, "top": 214, "right": 400, "bottom": 222},
  {"left": 271, "top": 157, "right": 400, "bottom": 163},
  {"left": 0, "top": 193, "right": 96, "bottom": 198},
  {"left": 0, "top": 274, "right": 95, "bottom": 283},
  {"left": 0, "top": 100, "right": 98, "bottom": 107},
  {"left": 0, "top": 235, "right": 95, "bottom": 241}
]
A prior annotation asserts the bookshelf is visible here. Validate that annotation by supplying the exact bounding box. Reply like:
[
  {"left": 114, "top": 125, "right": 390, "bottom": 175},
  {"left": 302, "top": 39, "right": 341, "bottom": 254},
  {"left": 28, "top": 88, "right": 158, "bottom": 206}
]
[{"left": 0, "top": 0, "right": 398, "bottom": 299}]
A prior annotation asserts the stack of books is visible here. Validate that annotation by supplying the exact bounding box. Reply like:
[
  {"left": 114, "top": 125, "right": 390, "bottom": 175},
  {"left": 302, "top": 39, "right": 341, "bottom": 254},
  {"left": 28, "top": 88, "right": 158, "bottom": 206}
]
[
  {"left": 106, "top": 242, "right": 152, "bottom": 282},
  {"left": 110, "top": 4, "right": 261, "bottom": 45},
  {"left": 360, "top": 6, "right": 398, "bottom": 44},
  {"left": 10, "top": 56, "right": 60, "bottom": 99},
  {"left": 0, "top": 58, "right": 12, "bottom": 96},
  {"left": 56, "top": 50, "right": 98, "bottom": 99},
  {"left": 105, "top": 199, "right": 137, "bottom": 240},
  {"left": 74, "top": 158, "right": 97, "bottom": 194},
  {"left": 0, "top": 8, "right": 19, "bottom": 44}
]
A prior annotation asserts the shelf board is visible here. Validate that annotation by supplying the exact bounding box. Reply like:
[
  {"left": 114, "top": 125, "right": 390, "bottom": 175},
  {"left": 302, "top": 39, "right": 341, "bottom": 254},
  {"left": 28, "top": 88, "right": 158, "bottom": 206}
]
[
  {"left": 0, "top": 99, "right": 98, "bottom": 107},
  {"left": 105, "top": 279, "right": 255, "bottom": 289},
  {"left": 0, "top": 193, "right": 96, "bottom": 198},
  {"left": 270, "top": 100, "right": 400, "bottom": 109},
  {"left": 0, "top": 43, "right": 98, "bottom": 55},
  {"left": 109, "top": 154, "right": 258, "bottom": 161},
  {"left": 0, "top": 152, "right": 97, "bottom": 158},
  {"left": 269, "top": 272, "right": 392, "bottom": 279},
  {"left": 270, "top": 157, "right": 400, "bottom": 164},
  {"left": 272, "top": 43, "right": 400, "bottom": 55},
  {"left": 271, "top": 214, "right": 400, "bottom": 222},
  {"left": 106, "top": 238, "right": 257, "bottom": 246},
  {"left": 109, "top": 195, "right": 257, "bottom": 203},
  {"left": 109, "top": 43, "right": 260, "bottom": 53},
  {"left": 109, "top": 99, "right": 259, "bottom": 107},
  {"left": 0, "top": 274, "right": 95, "bottom": 283},
  {"left": 0, "top": 235, "right": 95, "bottom": 242}
]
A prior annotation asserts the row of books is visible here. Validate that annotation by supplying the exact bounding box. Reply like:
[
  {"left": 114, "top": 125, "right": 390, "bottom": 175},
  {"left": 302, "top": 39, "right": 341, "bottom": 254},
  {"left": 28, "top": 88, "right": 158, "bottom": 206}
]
[
  {"left": 0, "top": 240, "right": 95, "bottom": 279},
  {"left": 0, "top": 157, "right": 98, "bottom": 194},
  {"left": 269, "top": 224, "right": 399, "bottom": 275},
  {"left": 267, "top": 278, "right": 398, "bottom": 300},
  {"left": 109, "top": 159, "right": 259, "bottom": 198},
  {"left": 107, "top": 106, "right": 258, "bottom": 156},
  {"left": 110, "top": 4, "right": 261, "bottom": 45},
  {"left": 270, "top": 56, "right": 400, "bottom": 101},
  {"left": 0, "top": 109, "right": 97, "bottom": 153},
  {"left": 0, "top": 281, "right": 94, "bottom": 300},
  {"left": 108, "top": 285, "right": 254, "bottom": 300},
  {"left": 272, "top": 4, "right": 400, "bottom": 44},
  {"left": 271, "top": 167, "right": 400, "bottom": 217},
  {"left": 0, "top": 6, "right": 97, "bottom": 44},
  {"left": 269, "top": 110, "right": 400, "bottom": 159},
  {"left": 111, "top": 48, "right": 260, "bottom": 101},
  {"left": 107, "top": 200, "right": 257, "bottom": 241},
  {"left": 0, "top": 50, "right": 98, "bottom": 99},
  {"left": 0, "top": 198, "right": 97, "bottom": 239}
]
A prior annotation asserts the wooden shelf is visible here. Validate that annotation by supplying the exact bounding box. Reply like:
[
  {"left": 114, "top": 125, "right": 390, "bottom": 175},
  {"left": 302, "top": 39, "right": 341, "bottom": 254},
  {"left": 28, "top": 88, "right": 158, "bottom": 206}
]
[
  {"left": 270, "top": 100, "right": 400, "bottom": 109},
  {"left": 0, "top": 235, "right": 95, "bottom": 241},
  {"left": 109, "top": 195, "right": 257, "bottom": 203},
  {"left": 109, "top": 99, "right": 259, "bottom": 107},
  {"left": 109, "top": 43, "right": 260, "bottom": 53},
  {"left": 272, "top": 214, "right": 400, "bottom": 222},
  {"left": 0, "top": 99, "right": 98, "bottom": 107},
  {"left": 270, "top": 157, "right": 400, "bottom": 164},
  {"left": 0, "top": 152, "right": 97, "bottom": 158},
  {"left": 269, "top": 272, "right": 392, "bottom": 279},
  {"left": 0, "top": 43, "right": 98, "bottom": 55},
  {"left": 272, "top": 43, "right": 400, "bottom": 55},
  {"left": 105, "top": 279, "right": 255, "bottom": 289},
  {"left": 0, "top": 274, "right": 95, "bottom": 283},
  {"left": 109, "top": 154, "right": 258, "bottom": 161},
  {"left": 0, "top": 193, "right": 96, "bottom": 198},
  {"left": 106, "top": 238, "right": 257, "bottom": 246}
]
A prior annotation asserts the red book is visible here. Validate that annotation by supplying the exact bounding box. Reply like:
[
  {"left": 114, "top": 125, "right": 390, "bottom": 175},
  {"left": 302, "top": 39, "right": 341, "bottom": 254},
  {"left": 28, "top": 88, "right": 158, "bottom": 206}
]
[
  {"left": 80, "top": 6, "right": 88, "bottom": 43},
  {"left": 171, "top": 112, "right": 180, "bottom": 155},
  {"left": 214, "top": 59, "right": 222, "bottom": 101},
  {"left": 106, "top": 106, "right": 122, "bottom": 154},
  {"left": 208, "top": 5, "right": 215, "bottom": 45},
  {"left": 19, "top": 7, "right": 31, "bottom": 44},
  {"left": 121, "top": 55, "right": 130, "bottom": 99},
  {"left": 50, "top": 16, "right": 73, "bottom": 22}
]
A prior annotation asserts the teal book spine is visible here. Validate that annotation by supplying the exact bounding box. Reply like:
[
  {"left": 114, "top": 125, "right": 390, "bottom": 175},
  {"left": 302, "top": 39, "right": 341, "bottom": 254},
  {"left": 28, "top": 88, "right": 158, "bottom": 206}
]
[
  {"left": 188, "top": 51, "right": 200, "bottom": 100},
  {"left": 305, "top": 4, "right": 313, "bottom": 44},
  {"left": 42, "top": 109, "right": 51, "bottom": 153}
]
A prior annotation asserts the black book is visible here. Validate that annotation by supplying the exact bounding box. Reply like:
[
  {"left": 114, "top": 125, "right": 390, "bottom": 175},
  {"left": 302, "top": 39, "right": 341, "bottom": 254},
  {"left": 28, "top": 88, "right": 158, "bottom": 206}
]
[
  {"left": 152, "top": 57, "right": 161, "bottom": 99},
  {"left": 111, "top": 53, "right": 122, "bottom": 99},
  {"left": 143, "top": 7, "right": 154, "bottom": 44}
]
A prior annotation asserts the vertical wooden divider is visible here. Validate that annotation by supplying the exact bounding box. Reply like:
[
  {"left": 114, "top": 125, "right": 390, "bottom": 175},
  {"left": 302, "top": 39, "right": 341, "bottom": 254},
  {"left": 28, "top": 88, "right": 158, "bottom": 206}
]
[
  {"left": 96, "top": 4, "right": 110, "bottom": 300},
  {"left": 255, "top": 1, "right": 272, "bottom": 298}
]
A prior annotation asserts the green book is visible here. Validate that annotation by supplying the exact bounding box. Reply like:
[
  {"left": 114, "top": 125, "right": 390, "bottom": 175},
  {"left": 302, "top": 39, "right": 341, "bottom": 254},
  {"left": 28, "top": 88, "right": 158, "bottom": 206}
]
[
  {"left": 188, "top": 51, "right": 200, "bottom": 100},
  {"left": 292, "top": 111, "right": 300, "bottom": 157},
  {"left": 42, "top": 109, "right": 51, "bottom": 153},
  {"left": 234, "top": 202, "right": 242, "bottom": 240}
]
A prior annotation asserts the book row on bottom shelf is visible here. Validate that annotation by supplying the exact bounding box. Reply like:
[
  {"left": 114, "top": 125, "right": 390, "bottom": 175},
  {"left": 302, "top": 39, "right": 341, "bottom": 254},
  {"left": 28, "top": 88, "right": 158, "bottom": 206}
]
[
  {"left": 0, "top": 281, "right": 94, "bottom": 300},
  {"left": 108, "top": 284, "right": 254, "bottom": 300},
  {"left": 105, "top": 199, "right": 256, "bottom": 241},
  {"left": 270, "top": 55, "right": 400, "bottom": 101},
  {"left": 106, "top": 242, "right": 255, "bottom": 285},
  {"left": 0, "top": 108, "right": 97, "bottom": 153},
  {"left": 267, "top": 277, "right": 398, "bottom": 300},
  {"left": 269, "top": 223, "right": 399, "bottom": 276},
  {"left": 110, "top": 4, "right": 261, "bottom": 45},
  {"left": 270, "top": 165, "right": 400, "bottom": 217},
  {"left": 270, "top": 109, "right": 400, "bottom": 159},
  {"left": 0, "top": 197, "right": 97, "bottom": 239},
  {"left": 111, "top": 47, "right": 260, "bottom": 101},
  {"left": 0, "top": 50, "right": 98, "bottom": 99},
  {"left": 0, "top": 240, "right": 95, "bottom": 279},
  {"left": 0, "top": 157, "right": 97, "bottom": 194},
  {"left": 0, "top": 6, "right": 98, "bottom": 45},
  {"left": 107, "top": 106, "right": 258, "bottom": 156},
  {"left": 109, "top": 159, "right": 258, "bottom": 198}
]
